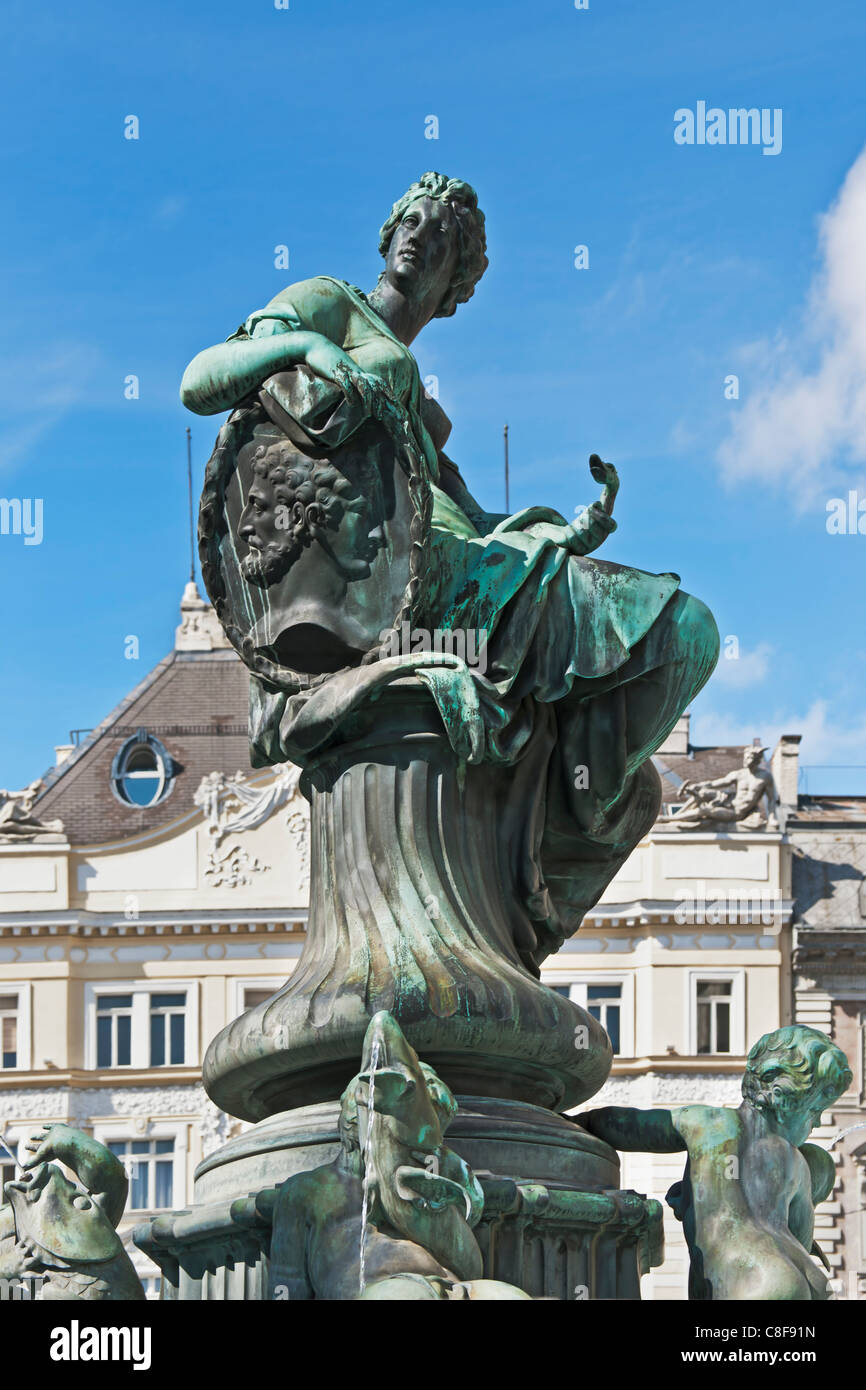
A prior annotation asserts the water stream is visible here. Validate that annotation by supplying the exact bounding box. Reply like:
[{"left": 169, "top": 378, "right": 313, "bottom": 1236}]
[{"left": 358, "top": 1036, "right": 381, "bottom": 1296}]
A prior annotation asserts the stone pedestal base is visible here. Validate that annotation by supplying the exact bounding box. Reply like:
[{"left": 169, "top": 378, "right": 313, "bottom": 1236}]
[{"left": 135, "top": 1099, "right": 663, "bottom": 1300}]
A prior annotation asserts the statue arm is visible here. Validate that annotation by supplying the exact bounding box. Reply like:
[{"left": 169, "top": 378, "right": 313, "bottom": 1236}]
[
  {"left": 267, "top": 1173, "right": 317, "bottom": 1300},
  {"left": 22, "top": 1125, "right": 128, "bottom": 1228},
  {"left": 180, "top": 330, "right": 353, "bottom": 416},
  {"left": 579, "top": 1106, "right": 686, "bottom": 1153}
]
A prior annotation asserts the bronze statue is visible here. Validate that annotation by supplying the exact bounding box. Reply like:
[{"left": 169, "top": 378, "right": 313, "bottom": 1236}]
[
  {"left": 0, "top": 1125, "right": 144, "bottom": 1300},
  {"left": 580, "top": 1026, "right": 852, "bottom": 1300},
  {"left": 268, "top": 1013, "right": 528, "bottom": 1300}
]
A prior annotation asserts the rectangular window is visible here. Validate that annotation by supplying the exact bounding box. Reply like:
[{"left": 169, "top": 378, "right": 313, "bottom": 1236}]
[
  {"left": 696, "top": 980, "right": 732, "bottom": 1055},
  {"left": 0, "top": 996, "right": 18, "bottom": 1069},
  {"left": 243, "top": 987, "right": 272, "bottom": 1011},
  {"left": 587, "top": 983, "right": 623, "bottom": 1055},
  {"left": 96, "top": 995, "right": 133, "bottom": 1068},
  {"left": 149, "top": 994, "right": 186, "bottom": 1067},
  {"left": 108, "top": 1139, "right": 175, "bottom": 1211}
]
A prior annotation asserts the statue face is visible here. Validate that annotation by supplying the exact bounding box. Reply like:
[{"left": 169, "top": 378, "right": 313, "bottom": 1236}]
[
  {"left": 384, "top": 196, "right": 459, "bottom": 312},
  {"left": 239, "top": 474, "right": 291, "bottom": 585},
  {"left": 322, "top": 493, "right": 384, "bottom": 579},
  {"left": 238, "top": 456, "right": 385, "bottom": 589},
  {"left": 774, "top": 1095, "right": 827, "bottom": 1148}
]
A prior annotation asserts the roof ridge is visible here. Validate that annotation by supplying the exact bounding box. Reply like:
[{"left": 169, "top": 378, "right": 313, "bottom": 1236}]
[{"left": 36, "top": 649, "right": 179, "bottom": 798}]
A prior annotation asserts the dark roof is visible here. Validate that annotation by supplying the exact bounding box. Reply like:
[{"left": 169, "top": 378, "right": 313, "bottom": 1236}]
[
  {"left": 34, "top": 649, "right": 250, "bottom": 847},
  {"left": 653, "top": 745, "right": 752, "bottom": 803}
]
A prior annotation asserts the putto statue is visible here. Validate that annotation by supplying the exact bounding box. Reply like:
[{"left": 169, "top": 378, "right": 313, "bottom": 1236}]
[
  {"left": 664, "top": 745, "right": 777, "bottom": 830},
  {"left": 181, "top": 171, "right": 720, "bottom": 1124},
  {"left": 268, "top": 1012, "right": 528, "bottom": 1301},
  {"left": 580, "top": 1026, "right": 852, "bottom": 1300},
  {"left": 0, "top": 1124, "right": 144, "bottom": 1300}
]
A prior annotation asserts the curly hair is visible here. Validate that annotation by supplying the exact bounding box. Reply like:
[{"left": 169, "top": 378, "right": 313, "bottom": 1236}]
[
  {"left": 741, "top": 1025, "right": 852, "bottom": 1119},
  {"left": 249, "top": 441, "right": 360, "bottom": 562},
  {"left": 378, "top": 171, "right": 488, "bottom": 318}
]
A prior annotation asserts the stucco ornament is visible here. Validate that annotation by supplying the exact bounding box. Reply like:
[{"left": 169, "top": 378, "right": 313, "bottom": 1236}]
[
  {"left": 0, "top": 1124, "right": 145, "bottom": 1300},
  {"left": 580, "top": 1026, "right": 853, "bottom": 1300},
  {"left": 268, "top": 1012, "right": 529, "bottom": 1300}
]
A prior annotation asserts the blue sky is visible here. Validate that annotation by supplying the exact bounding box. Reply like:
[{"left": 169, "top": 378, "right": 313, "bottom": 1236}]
[{"left": 2, "top": 0, "right": 866, "bottom": 793}]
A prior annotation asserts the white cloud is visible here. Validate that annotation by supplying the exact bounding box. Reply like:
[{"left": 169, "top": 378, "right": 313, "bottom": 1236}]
[
  {"left": 711, "top": 641, "right": 773, "bottom": 689},
  {"left": 717, "top": 144, "right": 866, "bottom": 503},
  {"left": 692, "top": 699, "right": 866, "bottom": 770}
]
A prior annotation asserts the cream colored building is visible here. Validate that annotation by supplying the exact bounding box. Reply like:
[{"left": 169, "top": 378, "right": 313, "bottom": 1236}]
[
  {"left": 0, "top": 585, "right": 310, "bottom": 1292},
  {"left": 0, "top": 590, "right": 856, "bottom": 1299}
]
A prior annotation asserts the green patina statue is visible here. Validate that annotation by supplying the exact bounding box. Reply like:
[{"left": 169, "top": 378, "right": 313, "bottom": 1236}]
[
  {"left": 0, "top": 1124, "right": 144, "bottom": 1300},
  {"left": 182, "top": 171, "right": 720, "bottom": 1125},
  {"left": 268, "top": 1012, "right": 528, "bottom": 1300},
  {"left": 580, "top": 1026, "right": 853, "bottom": 1300},
  {"left": 184, "top": 171, "right": 719, "bottom": 971}
]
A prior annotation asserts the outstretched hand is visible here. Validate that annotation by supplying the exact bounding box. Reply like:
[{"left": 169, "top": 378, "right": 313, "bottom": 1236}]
[
  {"left": 568, "top": 502, "right": 617, "bottom": 556},
  {"left": 22, "top": 1122, "right": 77, "bottom": 1168}
]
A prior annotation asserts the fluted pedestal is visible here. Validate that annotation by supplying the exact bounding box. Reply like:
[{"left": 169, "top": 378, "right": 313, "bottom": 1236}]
[{"left": 203, "top": 683, "right": 611, "bottom": 1121}]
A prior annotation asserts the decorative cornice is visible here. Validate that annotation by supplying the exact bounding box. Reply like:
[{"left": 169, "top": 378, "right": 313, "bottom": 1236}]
[
  {"left": 0, "top": 911, "right": 308, "bottom": 938},
  {"left": 0, "top": 1067, "right": 202, "bottom": 1090}
]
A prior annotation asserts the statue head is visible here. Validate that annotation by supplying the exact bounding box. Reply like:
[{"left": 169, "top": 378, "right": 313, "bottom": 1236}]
[
  {"left": 742, "top": 1025, "right": 852, "bottom": 1145},
  {"left": 238, "top": 439, "right": 383, "bottom": 587},
  {"left": 743, "top": 746, "right": 768, "bottom": 769},
  {"left": 377, "top": 171, "right": 488, "bottom": 319}
]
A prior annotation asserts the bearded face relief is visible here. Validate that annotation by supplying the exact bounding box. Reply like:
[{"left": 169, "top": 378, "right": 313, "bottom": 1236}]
[
  {"left": 238, "top": 442, "right": 384, "bottom": 589},
  {"left": 210, "top": 420, "right": 411, "bottom": 680}
]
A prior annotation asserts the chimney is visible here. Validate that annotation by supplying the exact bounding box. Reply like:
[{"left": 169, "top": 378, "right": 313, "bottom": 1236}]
[
  {"left": 771, "top": 734, "right": 801, "bottom": 811},
  {"left": 657, "top": 713, "right": 690, "bottom": 757},
  {"left": 54, "top": 745, "right": 74, "bottom": 766}
]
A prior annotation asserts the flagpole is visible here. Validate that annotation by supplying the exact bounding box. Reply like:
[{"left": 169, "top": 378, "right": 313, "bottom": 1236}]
[
  {"left": 186, "top": 427, "right": 195, "bottom": 583},
  {"left": 504, "top": 423, "right": 510, "bottom": 513}
]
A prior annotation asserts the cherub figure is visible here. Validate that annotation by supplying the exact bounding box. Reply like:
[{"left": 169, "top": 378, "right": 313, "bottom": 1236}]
[
  {"left": 579, "top": 1026, "right": 852, "bottom": 1300},
  {"left": 0, "top": 1124, "right": 144, "bottom": 1299}
]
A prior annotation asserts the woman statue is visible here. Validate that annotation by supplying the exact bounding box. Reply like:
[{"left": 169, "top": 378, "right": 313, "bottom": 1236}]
[{"left": 181, "top": 172, "right": 719, "bottom": 973}]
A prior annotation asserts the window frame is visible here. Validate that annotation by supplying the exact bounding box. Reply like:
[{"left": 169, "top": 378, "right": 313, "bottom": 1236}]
[
  {"left": 110, "top": 730, "right": 176, "bottom": 809},
  {"left": 686, "top": 969, "right": 745, "bottom": 1056},
  {"left": 85, "top": 981, "right": 198, "bottom": 1070},
  {"left": 230, "top": 976, "right": 279, "bottom": 1021},
  {"left": 0, "top": 985, "right": 31, "bottom": 1071},
  {"left": 92, "top": 1120, "right": 188, "bottom": 1215},
  {"left": 540, "top": 973, "right": 635, "bottom": 1057}
]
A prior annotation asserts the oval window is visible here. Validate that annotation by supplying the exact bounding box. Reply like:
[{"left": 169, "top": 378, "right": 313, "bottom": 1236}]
[{"left": 111, "top": 732, "right": 175, "bottom": 807}]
